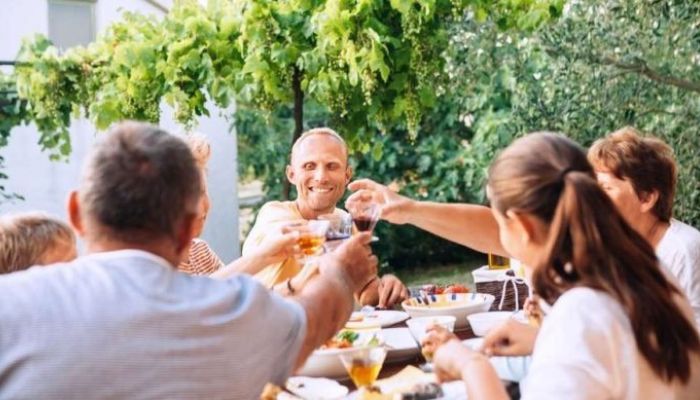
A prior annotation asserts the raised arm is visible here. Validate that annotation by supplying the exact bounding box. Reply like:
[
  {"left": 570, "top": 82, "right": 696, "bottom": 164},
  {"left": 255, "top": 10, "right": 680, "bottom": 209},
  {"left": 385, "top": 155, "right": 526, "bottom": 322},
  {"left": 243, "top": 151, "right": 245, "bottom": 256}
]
[
  {"left": 347, "top": 179, "right": 508, "bottom": 257},
  {"left": 290, "top": 232, "right": 378, "bottom": 369},
  {"left": 210, "top": 223, "right": 305, "bottom": 279}
]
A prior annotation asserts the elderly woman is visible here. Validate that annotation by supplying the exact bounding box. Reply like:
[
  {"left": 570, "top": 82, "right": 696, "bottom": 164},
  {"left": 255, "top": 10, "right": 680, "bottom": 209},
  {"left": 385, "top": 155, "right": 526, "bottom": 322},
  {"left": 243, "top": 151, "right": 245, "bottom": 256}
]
[{"left": 588, "top": 127, "right": 700, "bottom": 325}]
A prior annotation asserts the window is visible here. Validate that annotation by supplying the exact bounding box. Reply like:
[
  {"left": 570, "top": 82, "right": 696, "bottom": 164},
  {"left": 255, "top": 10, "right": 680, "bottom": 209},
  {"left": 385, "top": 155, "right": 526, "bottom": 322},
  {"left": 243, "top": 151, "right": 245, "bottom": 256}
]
[{"left": 48, "top": 0, "right": 96, "bottom": 50}]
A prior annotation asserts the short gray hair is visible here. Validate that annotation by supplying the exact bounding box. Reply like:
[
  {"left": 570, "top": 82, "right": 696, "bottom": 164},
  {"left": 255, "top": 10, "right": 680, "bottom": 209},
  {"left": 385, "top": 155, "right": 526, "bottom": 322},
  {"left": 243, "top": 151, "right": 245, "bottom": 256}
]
[
  {"left": 0, "top": 212, "right": 75, "bottom": 274},
  {"left": 80, "top": 121, "right": 202, "bottom": 243}
]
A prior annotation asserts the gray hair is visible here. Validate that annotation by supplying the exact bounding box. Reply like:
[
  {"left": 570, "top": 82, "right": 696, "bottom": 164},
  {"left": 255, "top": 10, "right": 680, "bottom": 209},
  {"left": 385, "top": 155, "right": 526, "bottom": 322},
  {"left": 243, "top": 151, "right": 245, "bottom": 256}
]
[
  {"left": 0, "top": 212, "right": 75, "bottom": 274},
  {"left": 80, "top": 121, "right": 202, "bottom": 243}
]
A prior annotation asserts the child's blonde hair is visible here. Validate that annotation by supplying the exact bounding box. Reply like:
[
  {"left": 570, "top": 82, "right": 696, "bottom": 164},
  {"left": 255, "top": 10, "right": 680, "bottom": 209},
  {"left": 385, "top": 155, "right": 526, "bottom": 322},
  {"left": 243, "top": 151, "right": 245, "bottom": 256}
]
[
  {"left": 0, "top": 212, "right": 76, "bottom": 274},
  {"left": 184, "top": 132, "right": 212, "bottom": 170}
]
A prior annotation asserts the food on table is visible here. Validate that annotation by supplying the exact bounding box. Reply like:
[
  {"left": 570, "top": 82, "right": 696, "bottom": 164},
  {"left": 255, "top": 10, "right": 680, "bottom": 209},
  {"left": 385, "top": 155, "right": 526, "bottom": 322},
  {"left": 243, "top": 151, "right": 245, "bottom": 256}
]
[
  {"left": 322, "top": 330, "right": 359, "bottom": 349},
  {"left": 420, "top": 283, "right": 469, "bottom": 296},
  {"left": 349, "top": 313, "right": 365, "bottom": 323},
  {"left": 443, "top": 284, "right": 468, "bottom": 294}
]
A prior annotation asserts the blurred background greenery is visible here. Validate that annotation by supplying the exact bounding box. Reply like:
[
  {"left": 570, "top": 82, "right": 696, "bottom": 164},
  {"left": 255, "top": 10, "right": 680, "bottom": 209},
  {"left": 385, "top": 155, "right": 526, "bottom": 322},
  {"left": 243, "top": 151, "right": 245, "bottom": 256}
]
[{"left": 238, "top": 0, "right": 700, "bottom": 277}]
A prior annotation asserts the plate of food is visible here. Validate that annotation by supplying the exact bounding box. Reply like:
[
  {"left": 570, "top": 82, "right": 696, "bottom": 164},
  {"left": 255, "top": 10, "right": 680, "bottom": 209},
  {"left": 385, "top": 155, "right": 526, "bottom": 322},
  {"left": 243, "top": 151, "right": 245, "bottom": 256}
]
[
  {"left": 345, "top": 309, "right": 410, "bottom": 329},
  {"left": 346, "top": 366, "right": 467, "bottom": 399},
  {"left": 297, "top": 328, "right": 420, "bottom": 378}
]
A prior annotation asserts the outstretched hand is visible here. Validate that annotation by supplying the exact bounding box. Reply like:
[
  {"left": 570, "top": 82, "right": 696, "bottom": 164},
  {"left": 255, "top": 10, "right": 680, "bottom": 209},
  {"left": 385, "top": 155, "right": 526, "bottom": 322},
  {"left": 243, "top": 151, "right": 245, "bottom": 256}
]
[
  {"left": 255, "top": 221, "right": 307, "bottom": 265},
  {"left": 346, "top": 179, "right": 414, "bottom": 225}
]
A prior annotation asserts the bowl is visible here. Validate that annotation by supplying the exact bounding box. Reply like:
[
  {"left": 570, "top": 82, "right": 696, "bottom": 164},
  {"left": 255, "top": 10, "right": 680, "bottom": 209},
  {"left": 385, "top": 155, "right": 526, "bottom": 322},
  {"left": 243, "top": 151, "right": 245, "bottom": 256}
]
[
  {"left": 405, "top": 316, "right": 456, "bottom": 344},
  {"left": 297, "top": 346, "right": 359, "bottom": 378},
  {"left": 296, "top": 331, "right": 382, "bottom": 378},
  {"left": 466, "top": 311, "right": 513, "bottom": 336},
  {"left": 401, "top": 293, "right": 495, "bottom": 330}
]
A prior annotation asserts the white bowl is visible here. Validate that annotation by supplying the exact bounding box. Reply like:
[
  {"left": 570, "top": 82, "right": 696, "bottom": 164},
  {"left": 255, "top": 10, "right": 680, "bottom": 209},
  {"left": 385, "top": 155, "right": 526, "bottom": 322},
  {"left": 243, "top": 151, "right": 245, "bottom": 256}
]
[
  {"left": 466, "top": 311, "right": 513, "bottom": 336},
  {"left": 401, "top": 293, "right": 495, "bottom": 330},
  {"left": 296, "top": 331, "right": 382, "bottom": 378},
  {"left": 296, "top": 346, "right": 355, "bottom": 379},
  {"left": 405, "top": 315, "right": 456, "bottom": 344}
]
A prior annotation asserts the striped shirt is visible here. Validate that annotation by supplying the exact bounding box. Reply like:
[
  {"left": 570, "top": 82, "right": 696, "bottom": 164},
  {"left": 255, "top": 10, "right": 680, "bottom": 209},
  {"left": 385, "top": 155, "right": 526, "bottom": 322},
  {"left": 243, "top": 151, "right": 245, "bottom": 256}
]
[{"left": 177, "top": 238, "right": 223, "bottom": 275}]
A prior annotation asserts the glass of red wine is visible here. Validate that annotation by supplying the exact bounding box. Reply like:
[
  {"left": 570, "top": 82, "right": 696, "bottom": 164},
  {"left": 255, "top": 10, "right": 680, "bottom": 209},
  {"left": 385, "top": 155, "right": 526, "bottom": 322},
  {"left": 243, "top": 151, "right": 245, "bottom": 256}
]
[{"left": 349, "top": 202, "right": 381, "bottom": 233}]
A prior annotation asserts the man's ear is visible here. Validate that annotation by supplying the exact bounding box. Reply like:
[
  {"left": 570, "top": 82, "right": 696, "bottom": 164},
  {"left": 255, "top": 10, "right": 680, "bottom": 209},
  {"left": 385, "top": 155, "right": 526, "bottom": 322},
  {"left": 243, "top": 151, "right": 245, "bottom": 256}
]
[
  {"left": 286, "top": 165, "right": 295, "bottom": 184},
  {"left": 345, "top": 165, "right": 353, "bottom": 184},
  {"left": 639, "top": 190, "right": 660, "bottom": 214},
  {"left": 175, "top": 212, "right": 197, "bottom": 256},
  {"left": 67, "top": 191, "right": 85, "bottom": 237}
]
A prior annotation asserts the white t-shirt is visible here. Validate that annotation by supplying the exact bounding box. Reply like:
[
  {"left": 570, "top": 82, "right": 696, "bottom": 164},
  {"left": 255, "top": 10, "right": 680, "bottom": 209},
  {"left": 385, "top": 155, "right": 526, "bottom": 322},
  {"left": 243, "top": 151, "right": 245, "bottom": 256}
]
[
  {"left": 0, "top": 250, "right": 307, "bottom": 399},
  {"left": 657, "top": 219, "right": 700, "bottom": 327},
  {"left": 522, "top": 287, "right": 700, "bottom": 400}
]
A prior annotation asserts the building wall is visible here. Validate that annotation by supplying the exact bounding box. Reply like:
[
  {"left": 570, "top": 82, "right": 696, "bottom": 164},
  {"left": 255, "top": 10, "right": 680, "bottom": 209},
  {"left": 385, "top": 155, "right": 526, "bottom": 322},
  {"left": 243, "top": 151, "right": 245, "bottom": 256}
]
[{"left": 0, "top": 0, "right": 240, "bottom": 261}]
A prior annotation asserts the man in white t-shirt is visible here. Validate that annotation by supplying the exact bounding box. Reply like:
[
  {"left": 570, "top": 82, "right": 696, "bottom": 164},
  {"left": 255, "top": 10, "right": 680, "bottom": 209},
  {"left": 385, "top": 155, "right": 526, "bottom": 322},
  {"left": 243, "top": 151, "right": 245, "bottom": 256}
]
[{"left": 0, "top": 122, "right": 377, "bottom": 399}]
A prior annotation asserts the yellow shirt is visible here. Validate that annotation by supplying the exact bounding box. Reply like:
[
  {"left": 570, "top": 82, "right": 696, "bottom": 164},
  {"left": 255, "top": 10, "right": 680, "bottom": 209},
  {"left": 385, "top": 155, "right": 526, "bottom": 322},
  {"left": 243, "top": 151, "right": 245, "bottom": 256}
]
[{"left": 242, "top": 201, "right": 348, "bottom": 288}]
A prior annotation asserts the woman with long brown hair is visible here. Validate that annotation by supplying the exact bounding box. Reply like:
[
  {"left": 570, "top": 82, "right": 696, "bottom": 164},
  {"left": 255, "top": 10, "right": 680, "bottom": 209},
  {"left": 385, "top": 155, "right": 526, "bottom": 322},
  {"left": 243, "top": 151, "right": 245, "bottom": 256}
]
[{"left": 352, "top": 133, "right": 700, "bottom": 398}]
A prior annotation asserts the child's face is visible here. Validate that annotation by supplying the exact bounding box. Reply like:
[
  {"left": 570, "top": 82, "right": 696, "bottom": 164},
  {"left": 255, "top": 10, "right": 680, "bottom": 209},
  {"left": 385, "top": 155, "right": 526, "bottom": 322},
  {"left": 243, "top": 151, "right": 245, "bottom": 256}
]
[{"left": 40, "top": 240, "right": 78, "bottom": 265}]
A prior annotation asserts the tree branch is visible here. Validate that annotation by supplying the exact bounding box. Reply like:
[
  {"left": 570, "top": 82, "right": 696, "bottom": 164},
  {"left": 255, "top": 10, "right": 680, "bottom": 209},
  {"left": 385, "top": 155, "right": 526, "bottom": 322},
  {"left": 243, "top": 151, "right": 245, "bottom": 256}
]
[{"left": 599, "top": 56, "right": 700, "bottom": 93}]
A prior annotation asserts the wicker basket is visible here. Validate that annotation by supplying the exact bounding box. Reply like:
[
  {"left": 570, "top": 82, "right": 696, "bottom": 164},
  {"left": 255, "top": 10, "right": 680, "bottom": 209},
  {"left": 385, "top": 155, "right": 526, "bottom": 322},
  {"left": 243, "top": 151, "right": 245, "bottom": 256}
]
[{"left": 472, "top": 266, "right": 529, "bottom": 311}]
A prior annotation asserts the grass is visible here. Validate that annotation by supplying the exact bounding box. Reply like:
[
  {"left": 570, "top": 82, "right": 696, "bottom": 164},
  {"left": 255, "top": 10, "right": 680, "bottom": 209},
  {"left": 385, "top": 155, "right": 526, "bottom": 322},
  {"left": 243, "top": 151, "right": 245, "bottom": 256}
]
[{"left": 392, "top": 254, "right": 485, "bottom": 289}]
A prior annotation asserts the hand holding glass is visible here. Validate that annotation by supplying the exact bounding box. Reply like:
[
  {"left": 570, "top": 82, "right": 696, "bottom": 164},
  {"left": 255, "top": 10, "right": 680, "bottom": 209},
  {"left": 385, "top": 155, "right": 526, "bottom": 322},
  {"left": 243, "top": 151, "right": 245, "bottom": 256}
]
[{"left": 349, "top": 202, "right": 381, "bottom": 233}]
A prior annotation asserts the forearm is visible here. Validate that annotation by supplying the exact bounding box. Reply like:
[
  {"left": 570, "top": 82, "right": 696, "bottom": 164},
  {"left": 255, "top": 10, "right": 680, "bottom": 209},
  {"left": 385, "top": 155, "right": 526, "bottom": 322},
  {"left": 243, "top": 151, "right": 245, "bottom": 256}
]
[
  {"left": 209, "top": 252, "right": 273, "bottom": 279},
  {"left": 462, "top": 355, "right": 509, "bottom": 400},
  {"left": 403, "top": 201, "right": 508, "bottom": 256},
  {"left": 291, "top": 272, "right": 355, "bottom": 369}
]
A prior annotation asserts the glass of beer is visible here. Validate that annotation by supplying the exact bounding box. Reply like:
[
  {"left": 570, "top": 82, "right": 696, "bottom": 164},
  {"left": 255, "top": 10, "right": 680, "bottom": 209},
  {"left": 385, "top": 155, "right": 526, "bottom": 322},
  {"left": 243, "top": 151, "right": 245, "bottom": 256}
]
[
  {"left": 340, "top": 347, "right": 387, "bottom": 389},
  {"left": 488, "top": 253, "right": 511, "bottom": 270}
]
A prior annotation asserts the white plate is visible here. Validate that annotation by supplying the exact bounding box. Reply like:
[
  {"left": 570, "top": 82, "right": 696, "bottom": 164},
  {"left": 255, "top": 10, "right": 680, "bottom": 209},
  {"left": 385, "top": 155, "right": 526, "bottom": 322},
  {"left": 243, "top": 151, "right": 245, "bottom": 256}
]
[
  {"left": 285, "top": 376, "right": 348, "bottom": 400},
  {"left": 345, "top": 310, "right": 409, "bottom": 329},
  {"left": 383, "top": 327, "right": 420, "bottom": 363}
]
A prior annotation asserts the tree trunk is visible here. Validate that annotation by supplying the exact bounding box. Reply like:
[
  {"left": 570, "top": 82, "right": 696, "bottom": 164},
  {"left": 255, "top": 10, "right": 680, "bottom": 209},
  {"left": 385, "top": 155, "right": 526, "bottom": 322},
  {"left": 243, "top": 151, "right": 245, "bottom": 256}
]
[{"left": 282, "top": 67, "right": 304, "bottom": 200}]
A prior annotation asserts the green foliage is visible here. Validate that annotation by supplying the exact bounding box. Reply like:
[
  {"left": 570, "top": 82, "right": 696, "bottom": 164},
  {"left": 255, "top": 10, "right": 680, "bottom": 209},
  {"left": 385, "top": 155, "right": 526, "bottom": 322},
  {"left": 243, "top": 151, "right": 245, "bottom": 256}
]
[
  {"left": 445, "top": 0, "right": 700, "bottom": 226},
  {"left": 2, "top": 0, "right": 561, "bottom": 156}
]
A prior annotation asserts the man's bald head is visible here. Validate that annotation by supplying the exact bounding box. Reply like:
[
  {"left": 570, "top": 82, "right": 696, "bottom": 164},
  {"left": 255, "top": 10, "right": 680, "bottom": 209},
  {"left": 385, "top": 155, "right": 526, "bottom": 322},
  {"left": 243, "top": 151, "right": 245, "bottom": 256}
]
[{"left": 290, "top": 128, "right": 348, "bottom": 164}]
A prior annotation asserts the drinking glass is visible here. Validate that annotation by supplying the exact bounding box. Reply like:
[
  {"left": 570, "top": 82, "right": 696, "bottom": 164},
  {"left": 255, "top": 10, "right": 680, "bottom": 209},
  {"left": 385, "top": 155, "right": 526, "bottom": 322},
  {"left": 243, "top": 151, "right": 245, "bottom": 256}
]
[
  {"left": 348, "top": 202, "right": 381, "bottom": 233},
  {"left": 339, "top": 347, "right": 387, "bottom": 389},
  {"left": 318, "top": 213, "right": 352, "bottom": 252},
  {"left": 296, "top": 220, "right": 330, "bottom": 264}
]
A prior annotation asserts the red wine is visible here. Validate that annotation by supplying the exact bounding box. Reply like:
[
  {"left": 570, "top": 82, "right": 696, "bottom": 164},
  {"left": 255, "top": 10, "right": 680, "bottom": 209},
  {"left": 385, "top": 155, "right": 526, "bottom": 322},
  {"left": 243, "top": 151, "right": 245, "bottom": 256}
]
[{"left": 353, "top": 217, "right": 376, "bottom": 232}]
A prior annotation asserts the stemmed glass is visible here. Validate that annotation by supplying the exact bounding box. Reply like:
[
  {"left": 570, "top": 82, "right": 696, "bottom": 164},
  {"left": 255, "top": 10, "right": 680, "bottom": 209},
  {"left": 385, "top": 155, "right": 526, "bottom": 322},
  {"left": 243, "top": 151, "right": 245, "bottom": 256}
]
[
  {"left": 339, "top": 346, "right": 387, "bottom": 390},
  {"left": 318, "top": 213, "right": 353, "bottom": 252},
  {"left": 348, "top": 202, "right": 381, "bottom": 233}
]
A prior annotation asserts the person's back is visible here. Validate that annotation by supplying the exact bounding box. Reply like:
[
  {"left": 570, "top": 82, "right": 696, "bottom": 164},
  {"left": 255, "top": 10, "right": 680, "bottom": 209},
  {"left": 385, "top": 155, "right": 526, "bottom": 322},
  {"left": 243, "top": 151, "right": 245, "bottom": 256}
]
[
  {"left": 0, "top": 249, "right": 305, "bottom": 399},
  {"left": 524, "top": 287, "right": 700, "bottom": 400}
]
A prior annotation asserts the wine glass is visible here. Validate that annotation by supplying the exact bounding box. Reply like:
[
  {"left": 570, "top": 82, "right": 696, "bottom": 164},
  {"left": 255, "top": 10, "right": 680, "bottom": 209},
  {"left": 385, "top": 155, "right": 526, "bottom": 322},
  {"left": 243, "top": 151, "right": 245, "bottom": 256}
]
[
  {"left": 318, "top": 213, "right": 352, "bottom": 252},
  {"left": 339, "top": 346, "right": 387, "bottom": 390},
  {"left": 348, "top": 202, "right": 381, "bottom": 233}
]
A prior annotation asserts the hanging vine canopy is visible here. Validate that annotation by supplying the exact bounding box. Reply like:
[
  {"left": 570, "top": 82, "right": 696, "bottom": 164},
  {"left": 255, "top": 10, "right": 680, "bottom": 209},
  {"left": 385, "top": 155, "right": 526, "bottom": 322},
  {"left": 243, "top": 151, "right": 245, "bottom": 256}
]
[{"left": 2, "top": 0, "right": 563, "bottom": 158}]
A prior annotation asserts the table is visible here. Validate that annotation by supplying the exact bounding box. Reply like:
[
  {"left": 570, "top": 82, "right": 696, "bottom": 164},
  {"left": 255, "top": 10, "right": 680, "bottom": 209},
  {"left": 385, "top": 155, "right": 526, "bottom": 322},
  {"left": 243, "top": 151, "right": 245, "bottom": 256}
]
[{"left": 338, "top": 321, "right": 521, "bottom": 399}]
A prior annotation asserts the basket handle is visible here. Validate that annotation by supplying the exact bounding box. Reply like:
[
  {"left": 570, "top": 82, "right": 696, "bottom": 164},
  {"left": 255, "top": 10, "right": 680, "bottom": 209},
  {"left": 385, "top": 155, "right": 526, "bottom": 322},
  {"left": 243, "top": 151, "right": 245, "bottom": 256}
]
[{"left": 498, "top": 276, "right": 528, "bottom": 311}]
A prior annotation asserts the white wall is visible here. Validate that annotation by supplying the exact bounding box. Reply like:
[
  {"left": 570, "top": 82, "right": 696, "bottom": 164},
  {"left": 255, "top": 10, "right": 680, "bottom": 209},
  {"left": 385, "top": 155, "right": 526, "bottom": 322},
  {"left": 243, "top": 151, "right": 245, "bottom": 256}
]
[{"left": 0, "top": 0, "right": 240, "bottom": 261}]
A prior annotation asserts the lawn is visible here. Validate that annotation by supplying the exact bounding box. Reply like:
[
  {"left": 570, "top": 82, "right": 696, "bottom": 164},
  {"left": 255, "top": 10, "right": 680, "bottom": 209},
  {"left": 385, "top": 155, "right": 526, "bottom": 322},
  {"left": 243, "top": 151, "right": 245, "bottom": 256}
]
[{"left": 392, "top": 253, "right": 486, "bottom": 289}]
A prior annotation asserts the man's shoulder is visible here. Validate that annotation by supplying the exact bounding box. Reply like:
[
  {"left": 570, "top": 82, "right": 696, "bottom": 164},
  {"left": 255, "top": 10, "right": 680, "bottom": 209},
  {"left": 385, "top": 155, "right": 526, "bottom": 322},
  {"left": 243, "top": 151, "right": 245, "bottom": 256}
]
[{"left": 256, "top": 201, "right": 299, "bottom": 221}]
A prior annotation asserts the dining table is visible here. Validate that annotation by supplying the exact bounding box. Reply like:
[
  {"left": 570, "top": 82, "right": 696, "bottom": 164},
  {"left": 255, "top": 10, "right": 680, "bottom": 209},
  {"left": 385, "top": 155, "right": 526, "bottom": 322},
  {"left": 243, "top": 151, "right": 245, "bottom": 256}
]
[{"left": 336, "top": 319, "right": 521, "bottom": 399}]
